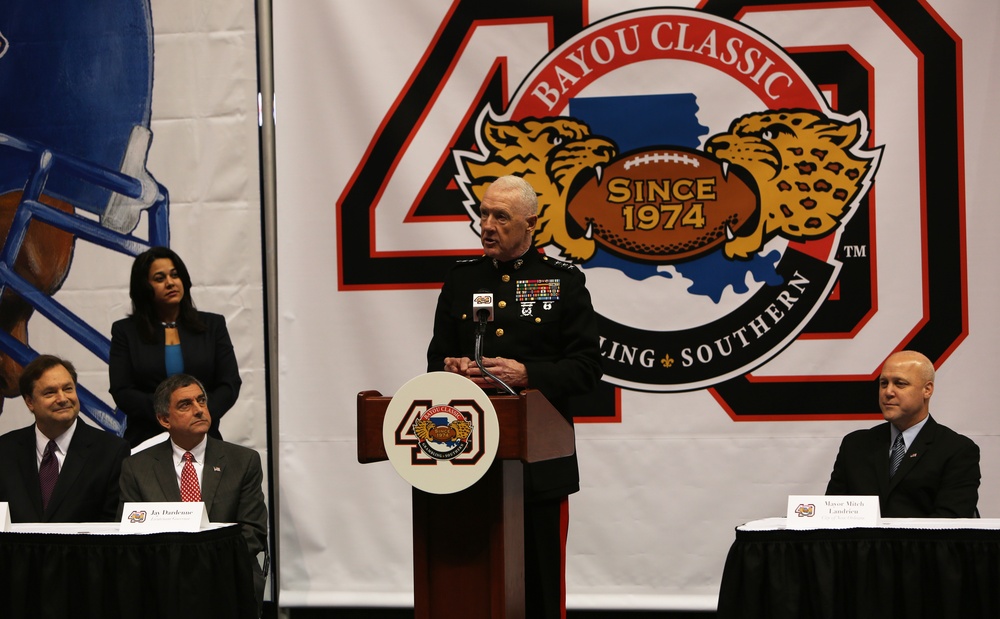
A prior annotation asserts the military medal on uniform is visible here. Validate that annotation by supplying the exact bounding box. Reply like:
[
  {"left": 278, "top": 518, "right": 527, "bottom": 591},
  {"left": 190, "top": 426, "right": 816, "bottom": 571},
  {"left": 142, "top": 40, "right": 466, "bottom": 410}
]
[{"left": 517, "top": 278, "right": 560, "bottom": 318}]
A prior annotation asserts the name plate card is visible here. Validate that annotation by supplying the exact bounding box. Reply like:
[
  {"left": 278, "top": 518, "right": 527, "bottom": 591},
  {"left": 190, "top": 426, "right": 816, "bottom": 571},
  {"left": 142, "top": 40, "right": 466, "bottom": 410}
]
[
  {"left": 0, "top": 502, "right": 9, "bottom": 532},
  {"left": 786, "top": 495, "right": 880, "bottom": 529},
  {"left": 119, "top": 502, "right": 210, "bottom": 533}
]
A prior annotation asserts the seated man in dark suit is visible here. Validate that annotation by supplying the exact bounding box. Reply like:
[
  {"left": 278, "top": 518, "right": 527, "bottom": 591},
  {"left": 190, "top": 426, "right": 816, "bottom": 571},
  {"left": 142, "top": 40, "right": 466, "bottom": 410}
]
[
  {"left": 826, "top": 350, "right": 980, "bottom": 517},
  {"left": 119, "top": 373, "right": 268, "bottom": 609},
  {"left": 0, "top": 354, "right": 130, "bottom": 522}
]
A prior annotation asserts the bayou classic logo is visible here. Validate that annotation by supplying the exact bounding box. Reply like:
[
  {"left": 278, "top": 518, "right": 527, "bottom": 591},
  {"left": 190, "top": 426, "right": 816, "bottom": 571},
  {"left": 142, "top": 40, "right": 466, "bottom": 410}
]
[
  {"left": 394, "top": 398, "right": 488, "bottom": 465},
  {"left": 794, "top": 503, "right": 816, "bottom": 518},
  {"left": 452, "top": 8, "right": 880, "bottom": 391},
  {"left": 412, "top": 404, "right": 474, "bottom": 461},
  {"left": 383, "top": 373, "right": 499, "bottom": 494}
]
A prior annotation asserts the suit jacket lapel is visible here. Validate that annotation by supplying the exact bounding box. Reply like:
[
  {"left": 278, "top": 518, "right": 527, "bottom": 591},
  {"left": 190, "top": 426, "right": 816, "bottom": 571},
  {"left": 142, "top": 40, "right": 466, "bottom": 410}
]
[
  {"left": 872, "top": 423, "right": 892, "bottom": 497},
  {"left": 888, "top": 416, "right": 937, "bottom": 491},
  {"left": 151, "top": 441, "right": 183, "bottom": 502},
  {"left": 200, "top": 438, "right": 226, "bottom": 513},
  {"left": 16, "top": 428, "right": 45, "bottom": 521}
]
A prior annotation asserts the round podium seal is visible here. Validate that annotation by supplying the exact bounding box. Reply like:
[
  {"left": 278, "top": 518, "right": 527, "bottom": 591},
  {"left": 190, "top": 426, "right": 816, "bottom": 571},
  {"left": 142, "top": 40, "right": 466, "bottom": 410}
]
[{"left": 382, "top": 372, "right": 500, "bottom": 494}]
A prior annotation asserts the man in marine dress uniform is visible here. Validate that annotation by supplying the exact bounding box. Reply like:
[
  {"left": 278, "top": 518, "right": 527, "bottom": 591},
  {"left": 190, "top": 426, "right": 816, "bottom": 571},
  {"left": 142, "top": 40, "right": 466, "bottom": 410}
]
[{"left": 427, "top": 175, "right": 603, "bottom": 618}]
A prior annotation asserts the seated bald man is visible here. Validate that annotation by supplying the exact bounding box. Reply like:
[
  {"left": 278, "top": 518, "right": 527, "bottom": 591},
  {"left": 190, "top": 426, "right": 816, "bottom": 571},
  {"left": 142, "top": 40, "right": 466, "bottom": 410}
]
[{"left": 826, "top": 350, "right": 980, "bottom": 517}]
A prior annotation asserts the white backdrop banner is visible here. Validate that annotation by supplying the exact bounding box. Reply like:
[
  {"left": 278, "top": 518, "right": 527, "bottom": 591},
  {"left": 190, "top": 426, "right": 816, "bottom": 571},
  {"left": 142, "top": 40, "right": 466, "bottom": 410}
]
[
  {"left": 0, "top": 0, "right": 266, "bottom": 516},
  {"left": 274, "top": 0, "right": 1000, "bottom": 609}
]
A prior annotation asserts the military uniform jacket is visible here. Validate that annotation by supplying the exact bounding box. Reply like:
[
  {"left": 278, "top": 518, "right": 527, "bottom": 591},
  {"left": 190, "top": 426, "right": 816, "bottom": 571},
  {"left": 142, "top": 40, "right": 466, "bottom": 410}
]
[{"left": 427, "top": 249, "right": 602, "bottom": 500}]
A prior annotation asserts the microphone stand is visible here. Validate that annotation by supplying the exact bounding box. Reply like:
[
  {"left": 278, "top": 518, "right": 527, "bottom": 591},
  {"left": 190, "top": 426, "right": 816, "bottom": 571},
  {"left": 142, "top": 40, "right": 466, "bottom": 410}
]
[{"left": 475, "top": 313, "right": 516, "bottom": 395}]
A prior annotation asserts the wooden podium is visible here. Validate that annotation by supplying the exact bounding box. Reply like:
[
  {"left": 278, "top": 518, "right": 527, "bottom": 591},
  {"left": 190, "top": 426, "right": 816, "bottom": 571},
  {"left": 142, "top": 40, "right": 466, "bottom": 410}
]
[{"left": 357, "top": 388, "right": 574, "bottom": 619}]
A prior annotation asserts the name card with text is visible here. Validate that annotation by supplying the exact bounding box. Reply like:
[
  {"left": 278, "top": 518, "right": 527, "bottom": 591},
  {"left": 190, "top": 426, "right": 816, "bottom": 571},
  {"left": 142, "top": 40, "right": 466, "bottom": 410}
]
[
  {"left": 786, "top": 495, "right": 880, "bottom": 529},
  {"left": 0, "top": 502, "right": 9, "bottom": 532},
  {"left": 119, "top": 502, "right": 210, "bottom": 533}
]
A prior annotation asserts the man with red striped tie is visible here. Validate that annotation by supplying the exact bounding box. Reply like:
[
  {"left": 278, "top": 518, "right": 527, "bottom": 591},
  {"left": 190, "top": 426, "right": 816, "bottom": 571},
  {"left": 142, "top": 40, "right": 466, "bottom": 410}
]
[{"left": 119, "top": 374, "right": 268, "bottom": 611}]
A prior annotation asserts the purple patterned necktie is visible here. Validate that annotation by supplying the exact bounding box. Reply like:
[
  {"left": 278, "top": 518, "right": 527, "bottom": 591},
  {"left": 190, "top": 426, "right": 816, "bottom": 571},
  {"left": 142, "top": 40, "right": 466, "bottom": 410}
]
[{"left": 39, "top": 440, "right": 59, "bottom": 510}]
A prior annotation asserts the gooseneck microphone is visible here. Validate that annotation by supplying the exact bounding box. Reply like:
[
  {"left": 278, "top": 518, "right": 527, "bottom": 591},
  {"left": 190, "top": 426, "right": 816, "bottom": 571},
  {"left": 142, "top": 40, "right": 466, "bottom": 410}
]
[
  {"left": 473, "top": 290, "right": 494, "bottom": 334},
  {"left": 471, "top": 290, "right": 515, "bottom": 395}
]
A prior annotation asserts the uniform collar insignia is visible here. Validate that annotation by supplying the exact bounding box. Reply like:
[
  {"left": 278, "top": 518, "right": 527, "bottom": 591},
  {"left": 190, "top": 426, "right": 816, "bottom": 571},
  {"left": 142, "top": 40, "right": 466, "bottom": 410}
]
[{"left": 491, "top": 257, "right": 524, "bottom": 270}]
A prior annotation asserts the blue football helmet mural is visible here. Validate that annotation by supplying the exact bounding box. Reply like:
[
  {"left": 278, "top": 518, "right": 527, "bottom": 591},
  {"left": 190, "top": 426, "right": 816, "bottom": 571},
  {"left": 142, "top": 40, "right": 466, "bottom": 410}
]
[{"left": 0, "top": 0, "right": 169, "bottom": 435}]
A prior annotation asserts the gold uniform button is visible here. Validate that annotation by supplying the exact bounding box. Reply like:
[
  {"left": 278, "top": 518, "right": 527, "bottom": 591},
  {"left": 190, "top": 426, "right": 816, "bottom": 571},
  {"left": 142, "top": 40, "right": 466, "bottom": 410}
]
[
  {"left": 495, "top": 328, "right": 504, "bottom": 337},
  {"left": 535, "top": 317, "right": 541, "bottom": 323},
  {"left": 461, "top": 313, "right": 468, "bottom": 320},
  {"left": 502, "top": 274, "right": 511, "bottom": 283},
  {"left": 498, "top": 300, "right": 506, "bottom": 309}
]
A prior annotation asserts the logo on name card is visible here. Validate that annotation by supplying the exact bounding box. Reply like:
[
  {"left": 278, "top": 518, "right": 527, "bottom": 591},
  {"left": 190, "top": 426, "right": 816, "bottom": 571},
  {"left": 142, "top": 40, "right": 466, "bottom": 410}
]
[
  {"left": 127, "top": 510, "right": 147, "bottom": 524},
  {"left": 787, "top": 495, "right": 879, "bottom": 528},
  {"left": 794, "top": 503, "right": 816, "bottom": 518}
]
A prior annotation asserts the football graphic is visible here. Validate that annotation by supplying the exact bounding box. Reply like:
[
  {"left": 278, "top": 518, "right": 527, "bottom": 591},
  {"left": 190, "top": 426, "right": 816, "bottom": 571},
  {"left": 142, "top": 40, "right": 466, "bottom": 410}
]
[{"left": 567, "top": 148, "right": 759, "bottom": 262}]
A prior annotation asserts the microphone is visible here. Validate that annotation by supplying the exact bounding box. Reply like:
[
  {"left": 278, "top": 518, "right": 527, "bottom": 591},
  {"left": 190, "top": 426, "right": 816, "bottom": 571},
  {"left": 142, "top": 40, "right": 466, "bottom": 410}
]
[
  {"left": 472, "top": 289, "right": 515, "bottom": 395},
  {"left": 472, "top": 290, "right": 494, "bottom": 332}
]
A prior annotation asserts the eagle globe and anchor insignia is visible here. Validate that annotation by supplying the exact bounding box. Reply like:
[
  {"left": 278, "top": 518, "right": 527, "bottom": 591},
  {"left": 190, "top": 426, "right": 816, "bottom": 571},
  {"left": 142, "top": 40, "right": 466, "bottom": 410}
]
[{"left": 383, "top": 372, "right": 500, "bottom": 494}]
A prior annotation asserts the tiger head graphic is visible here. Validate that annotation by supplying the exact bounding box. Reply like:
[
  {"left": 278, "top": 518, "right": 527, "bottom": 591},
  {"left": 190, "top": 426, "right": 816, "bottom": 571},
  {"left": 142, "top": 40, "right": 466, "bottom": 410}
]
[
  {"left": 705, "top": 109, "right": 880, "bottom": 259},
  {"left": 456, "top": 109, "right": 617, "bottom": 261}
]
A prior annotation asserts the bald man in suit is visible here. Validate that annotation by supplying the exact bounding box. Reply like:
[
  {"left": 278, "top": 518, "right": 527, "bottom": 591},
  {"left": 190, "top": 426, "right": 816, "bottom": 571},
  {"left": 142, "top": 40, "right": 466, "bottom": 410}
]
[
  {"left": 119, "top": 373, "right": 267, "bottom": 609},
  {"left": 0, "top": 354, "right": 130, "bottom": 523},
  {"left": 826, "top": 350, "right": 980, "bottom": 517}
]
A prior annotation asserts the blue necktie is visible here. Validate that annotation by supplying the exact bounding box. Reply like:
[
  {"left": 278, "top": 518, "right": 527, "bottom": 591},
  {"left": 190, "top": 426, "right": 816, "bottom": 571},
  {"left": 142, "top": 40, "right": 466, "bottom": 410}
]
[{"left": 889, "top": 433, "right": 906, "bottom": 478}]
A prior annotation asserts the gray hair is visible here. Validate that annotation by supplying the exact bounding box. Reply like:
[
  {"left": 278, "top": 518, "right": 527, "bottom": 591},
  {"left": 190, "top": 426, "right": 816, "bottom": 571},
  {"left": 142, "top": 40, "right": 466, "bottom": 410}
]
[
  {"left": 488, "top": 175, "right": 538, "bottom": 216},
  {"left": 153, "top": 374, "right": 207, "bottom": 417}
]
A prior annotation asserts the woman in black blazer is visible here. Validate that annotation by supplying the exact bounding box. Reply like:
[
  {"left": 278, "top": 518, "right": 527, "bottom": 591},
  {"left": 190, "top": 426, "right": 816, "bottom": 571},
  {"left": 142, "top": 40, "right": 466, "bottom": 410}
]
[{"left": 109, "top": 247, "right": 242, "bottom": 448}]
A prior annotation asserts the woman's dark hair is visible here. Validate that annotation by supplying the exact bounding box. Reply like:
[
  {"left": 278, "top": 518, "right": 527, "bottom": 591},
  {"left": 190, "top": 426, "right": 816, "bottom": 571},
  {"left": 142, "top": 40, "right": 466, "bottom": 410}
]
[{"left": 129, "top": 246, "right": 205, "bottom": 342}]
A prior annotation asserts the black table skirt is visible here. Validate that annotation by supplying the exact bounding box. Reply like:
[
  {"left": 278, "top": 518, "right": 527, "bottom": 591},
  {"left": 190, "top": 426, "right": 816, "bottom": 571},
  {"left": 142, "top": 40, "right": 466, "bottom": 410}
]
[
  {"left": 0, "top": 525, "right": 257, "bottom": 619},
  {"left": 717, "top": 526, "right": 1000, "bottom": 619}
]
